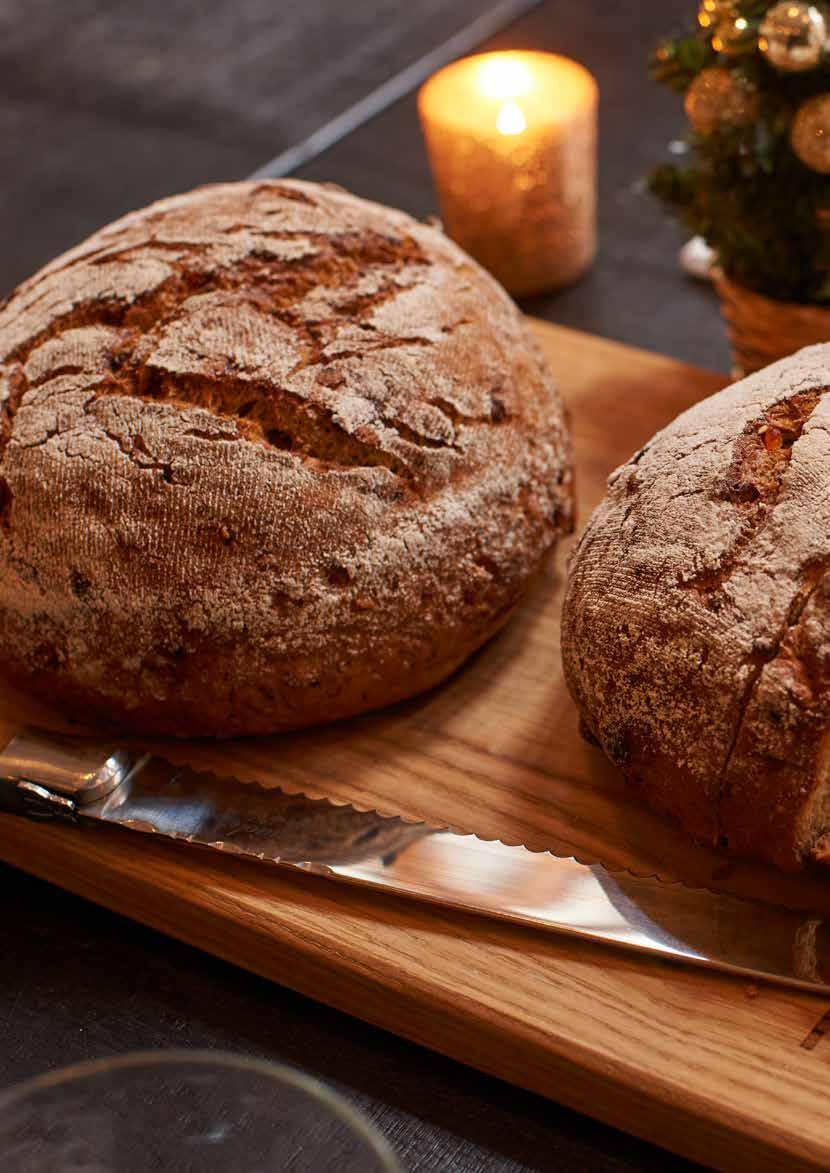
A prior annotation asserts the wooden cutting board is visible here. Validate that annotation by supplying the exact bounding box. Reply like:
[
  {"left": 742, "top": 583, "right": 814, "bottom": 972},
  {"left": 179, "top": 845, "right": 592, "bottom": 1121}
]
[{"left": 2, "top": 319, "right": 829, "bottom": 1173}]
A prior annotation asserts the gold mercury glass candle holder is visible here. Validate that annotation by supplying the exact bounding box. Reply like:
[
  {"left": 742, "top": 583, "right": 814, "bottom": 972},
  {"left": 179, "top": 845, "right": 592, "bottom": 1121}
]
[{"left": 418, "top": 50, "right": 598, "bottom": 297}]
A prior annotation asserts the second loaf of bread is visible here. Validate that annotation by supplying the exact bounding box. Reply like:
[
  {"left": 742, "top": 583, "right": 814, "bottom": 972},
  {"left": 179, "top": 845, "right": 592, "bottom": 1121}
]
[{"left": 562, "top": 344, "right": 830, "bottom": 871}]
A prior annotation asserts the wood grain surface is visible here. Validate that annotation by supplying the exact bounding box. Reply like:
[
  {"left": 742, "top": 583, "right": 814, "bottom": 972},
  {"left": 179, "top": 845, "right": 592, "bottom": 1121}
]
[{"left": 1, "top": 319, "right": 828, "bottom": 1172}]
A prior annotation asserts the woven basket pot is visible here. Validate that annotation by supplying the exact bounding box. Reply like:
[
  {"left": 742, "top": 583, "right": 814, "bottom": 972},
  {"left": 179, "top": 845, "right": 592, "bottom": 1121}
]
[{"left": 715, "top": 270, "right": 830, "bottom": 377}]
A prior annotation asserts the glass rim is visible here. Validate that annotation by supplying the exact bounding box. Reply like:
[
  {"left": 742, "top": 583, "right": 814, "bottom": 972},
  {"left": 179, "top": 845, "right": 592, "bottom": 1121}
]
[{"left": 0, "top": 1049, "right": 401, "bottom": 1172}]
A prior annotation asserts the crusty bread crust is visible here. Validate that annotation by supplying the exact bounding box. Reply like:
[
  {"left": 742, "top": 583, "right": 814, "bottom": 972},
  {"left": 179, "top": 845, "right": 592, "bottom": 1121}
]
[
  {"left": 0, "top": 180, "right": 573, "bottom": 736},
  {"left": 562, "top": 344, "right": 830, "bottom": 871}
]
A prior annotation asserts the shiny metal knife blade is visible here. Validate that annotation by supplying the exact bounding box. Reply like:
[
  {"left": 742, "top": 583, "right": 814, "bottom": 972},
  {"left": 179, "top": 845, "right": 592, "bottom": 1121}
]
[{"left": 1, "top": 727, "right": 829, "bottom": 995}]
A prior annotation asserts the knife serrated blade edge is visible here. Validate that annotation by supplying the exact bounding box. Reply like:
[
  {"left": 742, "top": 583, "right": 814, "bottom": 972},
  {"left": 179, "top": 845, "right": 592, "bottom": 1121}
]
[{"left": 1, "top": 727, "right": 829, "bottom": 996}]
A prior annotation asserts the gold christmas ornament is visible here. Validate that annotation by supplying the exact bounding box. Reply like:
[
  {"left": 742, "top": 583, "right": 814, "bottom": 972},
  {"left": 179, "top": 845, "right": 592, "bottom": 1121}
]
[
  {"left": 759, "top": 2, "right": 829, "bottom": 71},
  {"left": 712, "top": 13, "right": 757, "bottom": 55},
  {"left": 684, "top": 66, "right": 760, "bottom": 133},
  {"left": 697, "top": 0, "right": 737, "bottom": 30},
  {"left": 790, "top": 93, "right": 830, "bottom": 171}
]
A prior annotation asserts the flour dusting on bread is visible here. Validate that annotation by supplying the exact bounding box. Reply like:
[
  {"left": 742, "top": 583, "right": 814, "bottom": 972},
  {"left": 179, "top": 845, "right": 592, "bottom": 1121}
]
[
  {"left": 562, "top": 344, "right": 830, "bottom": 870},
  {"left": 0, "top": 180, "right": 573, "bottom": 736}
]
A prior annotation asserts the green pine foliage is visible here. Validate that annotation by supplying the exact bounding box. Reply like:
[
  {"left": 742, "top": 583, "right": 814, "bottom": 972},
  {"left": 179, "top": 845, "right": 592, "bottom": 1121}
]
[
  {"left": 649, "top": 4, "right": 830, "bottom": 303},
  {"left": 649, "top": 35, "right": 717, "bottom": 90}
]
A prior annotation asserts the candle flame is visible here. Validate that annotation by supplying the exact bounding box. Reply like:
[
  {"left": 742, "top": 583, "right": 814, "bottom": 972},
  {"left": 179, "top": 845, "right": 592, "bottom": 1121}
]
[
  {"left": 479, "top": 55, "right": 533, "bottom": 101},
  {"left": 496, "top": 100, "right": 527, "bottom": 135}
]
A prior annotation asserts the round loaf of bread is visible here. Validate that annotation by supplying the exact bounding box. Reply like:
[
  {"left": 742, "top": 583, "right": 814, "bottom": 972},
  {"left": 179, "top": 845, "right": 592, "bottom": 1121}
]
[
  {"left": 0, "top": 180, "right": 573, "bottom": 737},
  {"left": 562, "top": 344, "right": 830, "bottom": 871}
]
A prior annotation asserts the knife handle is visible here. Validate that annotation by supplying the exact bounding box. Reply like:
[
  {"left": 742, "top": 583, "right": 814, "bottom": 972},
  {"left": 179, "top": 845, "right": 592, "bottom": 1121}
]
[{"left": 0, "top": 728, "right": 136, "bottom": 821}]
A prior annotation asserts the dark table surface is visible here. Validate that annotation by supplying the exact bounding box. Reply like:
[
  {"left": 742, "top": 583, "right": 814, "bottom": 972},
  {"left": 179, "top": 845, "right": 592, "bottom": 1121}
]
[{"left": 1, "top": 2, "right": 723, "bottom": 1169}]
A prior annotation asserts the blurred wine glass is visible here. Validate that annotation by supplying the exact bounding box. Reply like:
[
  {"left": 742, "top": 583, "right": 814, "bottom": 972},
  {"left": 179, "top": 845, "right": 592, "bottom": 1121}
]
[{"left": 0, "top": 1050, "right": 402, "bottom": 1172}]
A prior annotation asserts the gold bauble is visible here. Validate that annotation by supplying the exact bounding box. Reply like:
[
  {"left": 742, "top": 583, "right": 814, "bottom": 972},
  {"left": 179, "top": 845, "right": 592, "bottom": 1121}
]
[
  {"left": 712, "top": 13, "right": 757, "bottom": 55},
  {"left": 684, "top": 66, "right": 760, "bottom": 134},
  {"left": 759, "top": 2, "right": 829, "bottom": 71},
  {"left": 791, "top": 93, "right": 830, "bottom": 171},
  {"left": 697, "top": 0, "right": 737, "bottom": 30}
]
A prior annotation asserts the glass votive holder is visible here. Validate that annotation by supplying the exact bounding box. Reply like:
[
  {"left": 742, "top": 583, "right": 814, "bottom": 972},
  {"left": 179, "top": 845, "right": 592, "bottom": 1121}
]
[{"left": 419, "top": 50, "right": 598, "bottom": 297}]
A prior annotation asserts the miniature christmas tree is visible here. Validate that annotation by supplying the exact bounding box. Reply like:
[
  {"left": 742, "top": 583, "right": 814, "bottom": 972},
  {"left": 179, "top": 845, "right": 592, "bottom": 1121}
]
[{"left": 650, "top": 1, "right": 830, "bottom": 304}]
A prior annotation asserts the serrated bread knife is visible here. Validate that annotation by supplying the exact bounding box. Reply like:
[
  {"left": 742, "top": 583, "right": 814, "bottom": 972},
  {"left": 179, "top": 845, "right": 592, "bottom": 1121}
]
[{"left": 1, "top": 727, "right": 829, "bottom": 995}]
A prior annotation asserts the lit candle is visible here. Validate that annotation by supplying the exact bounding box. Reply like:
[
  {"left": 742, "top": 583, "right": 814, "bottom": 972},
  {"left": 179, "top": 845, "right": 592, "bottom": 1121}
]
[{"left": 418, "top": 51, "right": 598, "bottom": 297}]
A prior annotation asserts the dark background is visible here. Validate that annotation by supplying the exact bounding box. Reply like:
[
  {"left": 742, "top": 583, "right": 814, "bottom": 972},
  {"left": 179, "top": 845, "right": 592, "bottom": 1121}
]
[
  {"left": 1, "top": 1, "right": 718, "bottom": 1169},
  {"left": 0, "top": 0, "right": 728, "bottom": 370}
]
